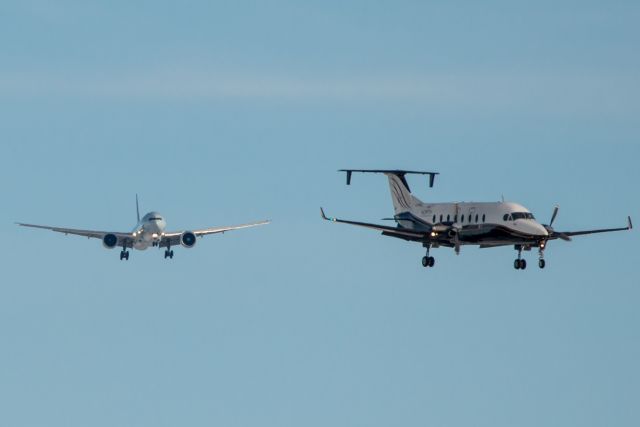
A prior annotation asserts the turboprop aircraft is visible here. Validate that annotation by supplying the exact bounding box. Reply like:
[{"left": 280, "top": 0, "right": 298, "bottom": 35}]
[
  {"left": 321, "top": 170, "right": 632, "bottom": 270},
  {"left": 17, "top": 196, "right": 269, "bottom": 260}
]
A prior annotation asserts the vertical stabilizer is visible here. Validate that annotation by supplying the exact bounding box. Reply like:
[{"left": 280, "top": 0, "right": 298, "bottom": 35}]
[
  {"left": 386, "top": 173, "right": 422, "bottom": 214},
  {"left": 136, "top": 194, "right": 140, "bottom": 223}
]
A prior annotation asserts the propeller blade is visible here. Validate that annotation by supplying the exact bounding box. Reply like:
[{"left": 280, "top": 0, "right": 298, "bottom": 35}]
[
  {"left": 557, "top": 233, "right": 572, "bottom": 242},
  {"left": 550, "top": 205, "right": 559, "bottom": 227}
]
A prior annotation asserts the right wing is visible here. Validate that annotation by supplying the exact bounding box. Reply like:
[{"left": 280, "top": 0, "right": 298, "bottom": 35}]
[
  {"left": 551, "top": 216, "right": 633, "bottom": 241},
  {"left": 159, "top": 220, "right": 270, "bottom": 247},
  {"left": 16, "top": 223, "right": 133, "bottom": 247},
  {"left": 320, "top": 208, "right": 429, "bottom": 242}
]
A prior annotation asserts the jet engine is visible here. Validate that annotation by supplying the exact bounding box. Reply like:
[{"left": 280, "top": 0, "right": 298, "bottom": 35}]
[
  {"left": 180, "top": 231, "right": 197, "bottom": 248},
  {"left": 102, "top": 233, "right": 118, "bottom": 249}
]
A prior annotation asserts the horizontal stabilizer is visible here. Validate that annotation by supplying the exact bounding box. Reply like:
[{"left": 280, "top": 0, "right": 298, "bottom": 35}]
[{"left": 339, "top": 169, "right": 439, "bottom": 189}]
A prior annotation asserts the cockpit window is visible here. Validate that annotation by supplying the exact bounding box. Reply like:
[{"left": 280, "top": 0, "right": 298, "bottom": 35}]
[
  {"left": 149, "top": 217, "right": 163, "bottom": 221},
  {"left": 511, "top": 212, "right": 535, "bottom": 220}
]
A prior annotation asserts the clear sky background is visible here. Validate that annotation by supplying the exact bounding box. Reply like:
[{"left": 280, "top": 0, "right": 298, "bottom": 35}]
[{"left": 1, "top": 1, "right": 639, "bottom": 426}]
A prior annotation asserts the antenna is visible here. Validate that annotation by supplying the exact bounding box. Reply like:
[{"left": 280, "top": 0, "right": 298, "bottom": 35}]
[{"left": 136, "top": 194, "right": 140, "bottom": 223}]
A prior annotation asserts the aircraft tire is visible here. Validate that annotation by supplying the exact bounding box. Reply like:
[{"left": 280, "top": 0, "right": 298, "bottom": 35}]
[
  {"left": 538, "top": 259, "right": 545, "bottom": 269},
  {"left": 422, "top": 256, "right": 429, "bottom": 267},
  {"left": 428, "top": 257, "right": 435, "bottom": 267},
  {"left": 514, "top": 259, "right": 520, "bottom": 269}
]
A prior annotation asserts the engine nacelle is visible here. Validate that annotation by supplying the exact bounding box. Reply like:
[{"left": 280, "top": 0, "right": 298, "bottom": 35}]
[
  {"left": 102, "top": 233, "right": 118, "bottom": 249},
  {"left": 180, "top": 231, "right": 197, "bottom": 248}
]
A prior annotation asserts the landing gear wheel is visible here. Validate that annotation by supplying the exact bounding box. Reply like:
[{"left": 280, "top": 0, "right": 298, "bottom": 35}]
[
  {"left": 428, "top": 257, "right": 435, "bottom": 267},
  {"left": 120, "top": 250, "right": 129, "bottom": 260},
  {"left": 422, "top": 256, "right": 429, "bottom": 267},
  {"left": 538, "top": 259, "right": 545, "bottom": 269},
  {"left": 520, "top": 259, "right": 526, "bottom": 269},
  {"left": 514, "top": 259, "right": 521, "bottom": 270}
]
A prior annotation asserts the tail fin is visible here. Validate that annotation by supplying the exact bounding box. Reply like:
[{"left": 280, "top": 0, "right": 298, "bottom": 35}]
[
  {"left": 136, "top": 194, "right": 140, "bottom": 223},
  {"left": 338, "top": 169, "right": 437, "bottom": 214},
  {"left": 386, "top": 173, "right": 422, "bottom": 213}
]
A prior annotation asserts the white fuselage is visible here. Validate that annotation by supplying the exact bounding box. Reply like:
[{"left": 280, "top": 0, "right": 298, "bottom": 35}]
[
  {"left": 398, "top": 201, "right": 548, "bottom": 245},
  {"left": 131, "top": 211, "right": 167, "bottom": 250}
]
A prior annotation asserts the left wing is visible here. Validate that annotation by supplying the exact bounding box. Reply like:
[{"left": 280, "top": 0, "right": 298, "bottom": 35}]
[
  {"left": 16, "top": 223, "right": 134, "bottom": 247},
  {"left": 159, "top": 220, "right": 270, "bottom": 248},
  {"left": 320, "top": 208, "right": 430, "bottom": 242},
  {"left": 549, "top": 216, "right": 632, "bottom": 241}
]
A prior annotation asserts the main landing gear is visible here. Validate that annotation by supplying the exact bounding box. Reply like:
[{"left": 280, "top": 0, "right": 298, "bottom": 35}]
[
  {"left": 514, "top": 245, "right": 526, "bottom": 270},
  {"left": 164, "top": 246, "right": 174, "bottom": 259},
  {"left": 120, "top": 249, "right": 130, "bottom": 261},
  {"left": 421, "top": 244, "right": 435, "bottom": 268}
]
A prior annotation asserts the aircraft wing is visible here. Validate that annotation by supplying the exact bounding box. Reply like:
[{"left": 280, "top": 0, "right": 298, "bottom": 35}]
[
  {"left": 550, "top": 216, "right": 632, "bottom": 241},
  {"left": 16, "top": 223, "right": 133, "bottom": 247},
  {"left": 320, "top": 208, "right": 428, "bottom": 241},
  {"left": 159, "top": 220, "right": 270, "bottom": 247}
]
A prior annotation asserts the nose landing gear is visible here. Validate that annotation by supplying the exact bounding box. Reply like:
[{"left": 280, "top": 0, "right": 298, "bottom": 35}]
[
  {"left": 119, "top": 249, "right": 130, "bottom": 260},
  {"left": 538, "top": 242, "right": 546, "bottom": 269}
]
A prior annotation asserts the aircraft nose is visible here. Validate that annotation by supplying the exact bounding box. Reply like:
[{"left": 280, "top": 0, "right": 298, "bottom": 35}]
[{"left": 533, "top": 222, "right": 549, "bottom": 237}]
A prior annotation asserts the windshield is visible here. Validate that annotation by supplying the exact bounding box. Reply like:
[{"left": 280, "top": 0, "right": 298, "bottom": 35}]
[{"left": 511, "top": 212, "right": 535, "bottom": 220}]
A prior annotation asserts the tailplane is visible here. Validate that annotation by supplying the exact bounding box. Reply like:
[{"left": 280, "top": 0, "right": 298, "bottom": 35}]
[{"left": 339, "top": 169, "right": 438, "bottom": 214}]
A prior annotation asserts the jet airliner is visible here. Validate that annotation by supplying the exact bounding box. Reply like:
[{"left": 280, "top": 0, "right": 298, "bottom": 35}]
[
  {"left": 321, "top": 170, "right": 632, "bottom": 270},
  {"left": 18, "top": 196, "right": 269, "bottom": 260}
]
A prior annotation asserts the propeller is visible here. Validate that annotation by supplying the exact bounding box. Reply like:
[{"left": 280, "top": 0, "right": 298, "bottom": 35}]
[
  {"left": 544, "top": 205, "right": 571, "bottom": 241},
  {"left": 549, "top": 205, "right": 559, "bottom": 228}
]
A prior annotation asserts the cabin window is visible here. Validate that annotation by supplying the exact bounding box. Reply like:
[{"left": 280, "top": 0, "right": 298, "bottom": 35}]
[
  {"left": 432, "top": 214, "right": 436, "bottom": 223},
  {"left": 475, "top": 214, "right": 479, "bottom": 223},
  {"left": 482, "top": 214, "right": 486, "bottom": 222},
  {"left": 454, "top": 214, "right": 458, "bottom": 222},
  {"left": 447, "top": 214, "right": 450, "bottom": 222},
  {"left": 461, "top": 215, "right": 465, "bottom": 223},
  {"left": 440, "top": 214, "right": 443, "bottom": 222}
]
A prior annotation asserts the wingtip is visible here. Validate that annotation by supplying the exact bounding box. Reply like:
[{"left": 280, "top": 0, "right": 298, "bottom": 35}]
[
  {"left": 320, "top": 207, "right": 327, "bottom": 220},
  {"left": 628, "top": 216, "right": 633, "bottom": 230}
]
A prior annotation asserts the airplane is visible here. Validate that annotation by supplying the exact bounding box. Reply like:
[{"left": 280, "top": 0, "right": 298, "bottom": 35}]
[
  {"left": 17, "top": 196, "right": 270, "bottom": 260},
  {"left": 321, "top": 169, "right": 632, "bottom": 270}
]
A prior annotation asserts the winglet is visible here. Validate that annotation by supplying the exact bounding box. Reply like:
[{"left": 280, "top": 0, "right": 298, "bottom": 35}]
[
  {"left": 320, "top": 207, "right": 336, "bottom": 222},
  {"left": 628, "top": 216, "right": 633, "bottom": 230},
  {"left": 320, "top": 207, "right": 328, "bottom": 220},
  {"left": 136, "top": 194, "right": 140, "bottom": 223}
]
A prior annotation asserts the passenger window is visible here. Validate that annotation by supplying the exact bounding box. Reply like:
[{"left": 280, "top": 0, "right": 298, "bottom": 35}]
[
  {"left": 447, "top": 214, "right": 450, "bottom": 222},
  {"left": 475, "top": 214, "right": 479, "bottom": 222},
  {"left": 440, "top": 214, "right": 443, "bottom": 222},
  {"left": 461, "top": 215, "right": 465, "bottom": 223},
  {"left": 432, "top": 214, "right": 436, "bottom": 223},
  {"left": 482, "top": 214, "right": 486, "bottom": 222}
]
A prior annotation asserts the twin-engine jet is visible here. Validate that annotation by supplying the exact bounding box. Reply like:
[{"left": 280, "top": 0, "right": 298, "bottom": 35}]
[
  {"left": 321, "top": 169, "right": 632, "bottom": 270},
  {"left": 17, "top": 196, "right": 269, "bottom": 260}
]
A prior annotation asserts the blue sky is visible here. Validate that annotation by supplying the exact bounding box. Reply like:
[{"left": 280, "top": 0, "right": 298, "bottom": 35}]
[{"left": 1, "top": 1, "right": 639, "bottom": 426}]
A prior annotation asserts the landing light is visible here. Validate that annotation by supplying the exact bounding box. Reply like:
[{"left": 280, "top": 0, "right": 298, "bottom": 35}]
[{"left": 431, "top": 232, "right": 437, "bottom": 237}]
